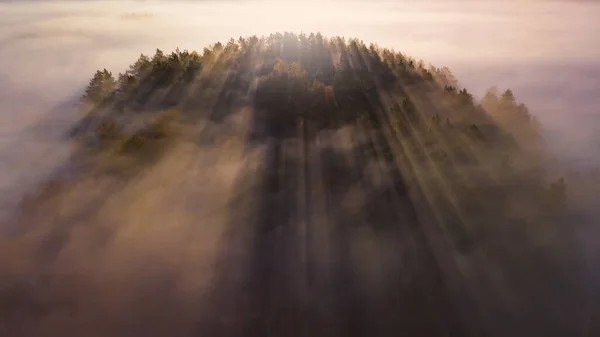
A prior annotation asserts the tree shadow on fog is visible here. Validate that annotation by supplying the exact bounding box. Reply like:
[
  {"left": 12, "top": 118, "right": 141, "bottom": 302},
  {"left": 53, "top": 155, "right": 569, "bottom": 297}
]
[
  {"left": 196, "top": 106, "right": 472, "bottom": 337},
  {"left": 318, "top": 142, "right": 471, "bottom": 337},
  {"left": 195, "top": 99, "right": 587, "bottom": 337}
]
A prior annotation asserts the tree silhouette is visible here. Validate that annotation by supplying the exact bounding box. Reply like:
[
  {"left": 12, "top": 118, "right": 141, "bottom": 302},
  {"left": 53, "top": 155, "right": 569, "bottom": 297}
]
[{"left": 81, "top": 69, "right": 117, "bottom": 106}]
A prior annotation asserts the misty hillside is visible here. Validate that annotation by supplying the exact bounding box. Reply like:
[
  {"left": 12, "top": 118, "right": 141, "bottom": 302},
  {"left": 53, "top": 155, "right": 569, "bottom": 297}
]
[{"left": 2, "top": 32, "right": 598, "bottom": 337}]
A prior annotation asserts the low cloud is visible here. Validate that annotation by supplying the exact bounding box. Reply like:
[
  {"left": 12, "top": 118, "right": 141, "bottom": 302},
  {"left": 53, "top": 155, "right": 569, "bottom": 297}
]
[{"left": 0, "top": 1, "right": 599, "bottom": 334}]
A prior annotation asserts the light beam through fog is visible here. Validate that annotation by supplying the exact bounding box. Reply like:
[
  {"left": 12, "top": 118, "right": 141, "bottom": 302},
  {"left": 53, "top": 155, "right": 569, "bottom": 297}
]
[
  {"left": 0, "top": 1, "right": 599, "bottom": 336},
  {"left": 1, "top": 0, "right": 599, "bottom": 201}
]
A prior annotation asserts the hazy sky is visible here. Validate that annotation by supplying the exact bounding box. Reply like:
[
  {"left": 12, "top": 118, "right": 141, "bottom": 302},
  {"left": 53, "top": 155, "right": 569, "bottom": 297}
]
[{"left": 0, "top": 0, "right": 599, "bottom": 221}]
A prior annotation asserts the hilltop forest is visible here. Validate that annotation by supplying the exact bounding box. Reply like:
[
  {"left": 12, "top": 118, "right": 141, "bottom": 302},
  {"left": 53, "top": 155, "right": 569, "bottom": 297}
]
[
  {"left": 76, "top": 32, "right": 565, "bottom": 226},
  {"left": 4, "top": 32, "right": 594, "bottom": 337}
]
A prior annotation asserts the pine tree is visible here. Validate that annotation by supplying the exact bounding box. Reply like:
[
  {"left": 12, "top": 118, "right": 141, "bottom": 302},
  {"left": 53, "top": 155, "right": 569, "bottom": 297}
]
[{"left": 81, "top": 69, "right": 117, "bottom": 105}]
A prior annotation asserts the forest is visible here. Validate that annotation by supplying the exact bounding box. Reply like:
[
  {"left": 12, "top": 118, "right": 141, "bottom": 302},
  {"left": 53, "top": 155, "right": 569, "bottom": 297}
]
[
  {"left": 5, "top": 32, "right": 598, "bottom": 336},
  {"left": 75, "top": 32, "right": 565, "bottom": 224}
]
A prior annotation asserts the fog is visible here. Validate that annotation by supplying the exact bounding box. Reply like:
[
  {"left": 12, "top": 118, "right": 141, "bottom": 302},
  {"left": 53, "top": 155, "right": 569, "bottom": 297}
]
[
  {"left": 0, "top": 0, "right": 599, "bottom": 334},
  {"left": 1, "top": 1, "right": 599, "bottom": 204}
]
